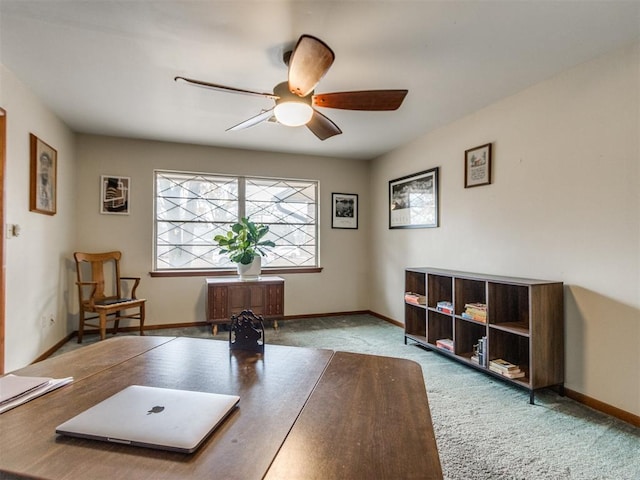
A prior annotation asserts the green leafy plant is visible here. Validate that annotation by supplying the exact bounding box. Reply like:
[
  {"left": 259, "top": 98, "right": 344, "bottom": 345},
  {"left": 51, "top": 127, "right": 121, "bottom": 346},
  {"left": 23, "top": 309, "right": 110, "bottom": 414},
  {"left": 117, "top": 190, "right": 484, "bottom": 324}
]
[{"left": 214, "top": 217, "right": 276, "bottom": 265}]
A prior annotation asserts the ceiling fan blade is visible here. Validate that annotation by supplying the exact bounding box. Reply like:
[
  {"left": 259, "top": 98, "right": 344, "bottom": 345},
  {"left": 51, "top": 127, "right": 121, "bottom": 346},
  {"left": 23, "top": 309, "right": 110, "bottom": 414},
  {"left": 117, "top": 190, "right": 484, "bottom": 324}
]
[
  {"left": 313, "top": 90, "right": 408, "bottom": 111},
  {"left": 306, "top": 110, "right": 342, "bottom": 141},
  {"left": 175, "top": 76, "right": 279, "bottom": 100},
  {"left": 226, "top": 109, "right": 275, "bottom": 132},
  {"left": 288, "top": 35, "right": 335, "bottom": 98}
]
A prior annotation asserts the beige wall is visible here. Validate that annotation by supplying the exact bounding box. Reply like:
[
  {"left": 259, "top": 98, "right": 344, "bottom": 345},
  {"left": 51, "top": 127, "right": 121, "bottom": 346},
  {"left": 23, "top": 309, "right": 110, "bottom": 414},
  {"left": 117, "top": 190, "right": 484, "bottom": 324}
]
[
  {"left": 2, "top": 42, "right": 639, "bottom": 418},
  {"left": 370, "top": 43, "right": 640, "bottom": 416},
  {"left": 0, "top": 65, "right": 77, "bottom": 372},
  {"left": 74, "top": 135, "right": 371, "bottom": 326}
]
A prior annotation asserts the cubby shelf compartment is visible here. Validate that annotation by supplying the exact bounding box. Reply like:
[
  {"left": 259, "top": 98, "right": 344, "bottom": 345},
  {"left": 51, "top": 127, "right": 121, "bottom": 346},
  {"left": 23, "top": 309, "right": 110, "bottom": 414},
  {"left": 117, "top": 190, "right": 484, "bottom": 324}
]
[
  {"left": 427, "top": 310, "right": 453, "bottom": 346},
  {"left": 405, "top": 302, "right": 427, "bottom": 344},
  {"left": 404, "top": 267, "right": 564, "bottom": 404},
  {"left": 455, "top": 318, "right": 486, "bottom": 356},
  {"left": 455, "top": 277, "right": 486, "bottom": 316},
  {"left": 427, "top": 275, "right": 452, "bottom": 309}
]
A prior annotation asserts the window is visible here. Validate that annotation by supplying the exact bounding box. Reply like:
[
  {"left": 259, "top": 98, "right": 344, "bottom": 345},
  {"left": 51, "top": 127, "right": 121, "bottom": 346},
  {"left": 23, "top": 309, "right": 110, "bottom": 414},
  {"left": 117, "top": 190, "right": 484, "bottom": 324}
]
[{"left": 154, "top": 170, "right": 318, "bottom": 271}]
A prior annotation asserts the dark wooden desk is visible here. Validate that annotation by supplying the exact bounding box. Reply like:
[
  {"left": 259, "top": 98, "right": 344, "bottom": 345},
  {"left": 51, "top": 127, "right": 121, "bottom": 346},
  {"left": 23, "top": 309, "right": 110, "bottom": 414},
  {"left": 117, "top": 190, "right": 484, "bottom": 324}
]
[{"left": 0, "top": 337, "right": 442, "bottom": 479}]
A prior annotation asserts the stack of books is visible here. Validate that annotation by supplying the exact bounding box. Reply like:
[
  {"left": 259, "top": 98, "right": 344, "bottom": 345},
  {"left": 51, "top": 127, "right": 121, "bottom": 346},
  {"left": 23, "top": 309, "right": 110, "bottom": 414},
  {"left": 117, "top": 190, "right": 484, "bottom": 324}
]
[
  {"left": 436, "top": 301, "right": 453, "bottom": 314},
  {"left": 404, "top": 292, "right": 426, "bottom": 305},
  {"left": 489, "top": 359, "right": 525, "bottom": 379},
  {"left": 461, "top": 302, "right": 487, "bottom": 322},
  {"left": 435, "top": 338, "right": 454, "bottom": 352}
]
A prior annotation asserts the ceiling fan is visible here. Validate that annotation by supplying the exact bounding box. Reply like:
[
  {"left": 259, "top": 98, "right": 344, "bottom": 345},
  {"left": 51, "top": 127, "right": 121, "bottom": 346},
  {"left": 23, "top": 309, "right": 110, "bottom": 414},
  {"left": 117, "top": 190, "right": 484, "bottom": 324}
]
[{"left": 175, "top": 34, "right": 408, "bottom": 141}]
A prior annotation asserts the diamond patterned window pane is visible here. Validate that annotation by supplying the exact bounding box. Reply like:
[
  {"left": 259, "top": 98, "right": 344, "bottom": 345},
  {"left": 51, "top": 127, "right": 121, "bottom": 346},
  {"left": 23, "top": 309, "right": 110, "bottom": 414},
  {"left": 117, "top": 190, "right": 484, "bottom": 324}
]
[
  {"left": 154, "top": 171, "right": 318, "bottom": 270},
  {"left": 245, "top": 177, "right": 317, "bottom": 268}
]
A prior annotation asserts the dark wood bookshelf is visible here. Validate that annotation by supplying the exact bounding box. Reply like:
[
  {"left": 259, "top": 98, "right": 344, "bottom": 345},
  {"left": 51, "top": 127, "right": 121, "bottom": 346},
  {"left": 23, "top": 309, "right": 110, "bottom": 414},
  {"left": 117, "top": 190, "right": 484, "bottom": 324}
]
[{"left": 404, "top": 267, "right": 564, "bottom": 403}]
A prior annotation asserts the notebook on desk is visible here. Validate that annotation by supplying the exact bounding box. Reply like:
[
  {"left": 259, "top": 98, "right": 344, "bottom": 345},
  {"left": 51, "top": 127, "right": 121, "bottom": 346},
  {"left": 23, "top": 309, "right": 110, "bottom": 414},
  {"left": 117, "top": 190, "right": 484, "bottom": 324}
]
[{"left": 56, "top": 385, "right": 239, "bottom": 453}]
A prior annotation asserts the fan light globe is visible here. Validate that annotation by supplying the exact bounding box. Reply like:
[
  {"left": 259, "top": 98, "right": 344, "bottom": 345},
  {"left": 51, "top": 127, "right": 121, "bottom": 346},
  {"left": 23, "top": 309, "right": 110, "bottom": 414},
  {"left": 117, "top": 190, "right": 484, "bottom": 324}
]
[{"left": 274, "top": 102, "right": 313, "bottom": 127}]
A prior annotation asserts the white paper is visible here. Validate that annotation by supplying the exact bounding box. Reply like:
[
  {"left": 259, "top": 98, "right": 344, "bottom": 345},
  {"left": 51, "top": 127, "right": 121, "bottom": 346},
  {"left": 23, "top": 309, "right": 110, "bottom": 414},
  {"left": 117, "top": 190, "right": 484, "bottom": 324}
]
[
  {"left": 0, "top": 374, "right": 52, "bottom": 403},
  {"left": 0, "top": 374, "right": 73, "bottom": 414}
]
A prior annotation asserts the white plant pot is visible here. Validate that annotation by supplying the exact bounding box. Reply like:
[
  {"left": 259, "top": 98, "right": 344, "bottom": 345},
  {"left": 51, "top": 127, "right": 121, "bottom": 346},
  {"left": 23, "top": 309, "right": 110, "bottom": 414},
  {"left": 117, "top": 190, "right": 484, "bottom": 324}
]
[{"left": 237, "top": 256, "right": 261, "bottom": 280}]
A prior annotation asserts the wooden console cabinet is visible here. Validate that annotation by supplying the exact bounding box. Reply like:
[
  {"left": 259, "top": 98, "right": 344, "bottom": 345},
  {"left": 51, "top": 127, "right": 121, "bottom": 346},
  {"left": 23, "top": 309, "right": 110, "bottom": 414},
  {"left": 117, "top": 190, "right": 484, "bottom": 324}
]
[
  {"left": 404, "top": 268, "right": 564, "bottom": 403},
  {"left": 206, "top": 276, "right": 284, "bottom": 334}
]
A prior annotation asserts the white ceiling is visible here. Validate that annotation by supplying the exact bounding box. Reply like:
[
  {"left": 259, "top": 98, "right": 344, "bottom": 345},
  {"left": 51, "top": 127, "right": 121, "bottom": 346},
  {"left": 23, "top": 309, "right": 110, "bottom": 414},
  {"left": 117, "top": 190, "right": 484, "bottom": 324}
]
[{"left": 1, "top": 1, "right": 638, "bottom": 160}]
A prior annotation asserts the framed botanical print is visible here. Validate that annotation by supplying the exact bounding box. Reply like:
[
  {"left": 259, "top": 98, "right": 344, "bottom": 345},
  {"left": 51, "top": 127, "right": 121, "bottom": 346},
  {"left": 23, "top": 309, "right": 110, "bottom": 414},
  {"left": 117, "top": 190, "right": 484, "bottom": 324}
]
[
  {"left": 29, "top": 134, "right": 57, "bottom": 215},
  {"left": 465, "top": 143, "right": 492, "bottom": 188}
]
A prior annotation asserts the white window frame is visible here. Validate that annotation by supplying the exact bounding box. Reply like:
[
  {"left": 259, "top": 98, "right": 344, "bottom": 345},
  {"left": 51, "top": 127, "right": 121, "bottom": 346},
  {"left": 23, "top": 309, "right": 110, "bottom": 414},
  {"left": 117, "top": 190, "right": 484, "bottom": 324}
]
[{"left": 153, "top": 170, "right": 319, "bottom": 272}]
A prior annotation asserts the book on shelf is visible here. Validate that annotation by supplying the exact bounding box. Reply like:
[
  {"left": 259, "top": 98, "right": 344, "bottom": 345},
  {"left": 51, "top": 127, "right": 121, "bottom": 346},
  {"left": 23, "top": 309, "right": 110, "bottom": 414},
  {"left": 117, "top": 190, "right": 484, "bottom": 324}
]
[
  {"left": 488, "top": 358, "right": 524, "bottom": 378},
  {"left": 404, "top": 292, "right": 426, "bottom": 305},
  {"left": 435, "top": 338, "right": 454, "bottom": 352},
  {"left": 461, "top": 312, "right": 486, "bottom": 323},
  {"left": 489, "top": 365, "right": 525, "bottom": 379},
  {"left": 473, "top": 336, "right": 488, "bottom": 367},
  {"left": 464, "top": 302, "right": 487, "bottom": 311},
  {"left": 436, "top": 301, "right": 454, "bottom": 314},
  {"left": 502, "top": 370, "right": 526, "bottom": 379},
  {"left": 488, "top": 364, "right": 520, "bottom": 374},
  {"left": 489, "top": 358, "right": 520, "bottom": 372},
  {"left": 463, "top": 302, "right": 487, "bottom": 322}
]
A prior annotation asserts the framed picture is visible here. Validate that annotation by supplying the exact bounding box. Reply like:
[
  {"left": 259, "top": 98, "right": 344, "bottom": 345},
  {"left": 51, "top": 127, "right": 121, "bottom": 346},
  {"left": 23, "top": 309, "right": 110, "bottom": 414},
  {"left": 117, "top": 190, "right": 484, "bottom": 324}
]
[
  {"left": 465, "top": 143, "right": 492, "bottom": 188},
  {"left": 332, "top": 193, "right": 358, "bottom": 229},
  {"left": 389, "top": 167, "right": 439, "bottom": 229},
  {"left": 29, "top": 134, "right": 57, "bottom": 215},
  {"left": 100, "top": 175, "right": 130, "bottom": 214}
]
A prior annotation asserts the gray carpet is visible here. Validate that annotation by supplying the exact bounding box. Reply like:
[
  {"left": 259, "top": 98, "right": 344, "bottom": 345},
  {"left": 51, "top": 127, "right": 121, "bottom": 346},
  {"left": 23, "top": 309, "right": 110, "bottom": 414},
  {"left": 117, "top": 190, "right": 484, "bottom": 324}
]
[{"left": 55, "top": 315, "right": 640, "bottom": 480}]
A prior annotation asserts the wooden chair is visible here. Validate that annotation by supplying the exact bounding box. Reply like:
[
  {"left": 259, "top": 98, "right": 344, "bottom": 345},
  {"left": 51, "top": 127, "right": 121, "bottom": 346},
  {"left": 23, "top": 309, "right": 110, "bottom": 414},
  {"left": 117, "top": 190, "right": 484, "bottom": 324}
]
[{"left": 74, "top": 251, "right": 146, "bottom": 343}]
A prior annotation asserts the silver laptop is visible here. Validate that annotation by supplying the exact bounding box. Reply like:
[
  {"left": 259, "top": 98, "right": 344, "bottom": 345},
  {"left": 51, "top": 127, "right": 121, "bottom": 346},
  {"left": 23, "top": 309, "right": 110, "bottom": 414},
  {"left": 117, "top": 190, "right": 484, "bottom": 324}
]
[{"left": 56, "top": 385, "right": 239, "bottom": 453}]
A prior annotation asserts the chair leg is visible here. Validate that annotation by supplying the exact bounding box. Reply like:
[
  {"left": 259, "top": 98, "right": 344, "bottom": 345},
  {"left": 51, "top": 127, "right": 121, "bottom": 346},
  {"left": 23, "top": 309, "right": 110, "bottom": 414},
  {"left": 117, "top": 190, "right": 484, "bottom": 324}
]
[
  {"left": 114, "top": 311, "right": 120, "bottom": 335},
  {"left": 99, "top": 311, "right": 108, "bottom": 341},
  {"left": 78, "top": 310, "right": 85, "bottom": 344},
  {"left": 139, "top": 303, "right": 145, "bottom": 336}
]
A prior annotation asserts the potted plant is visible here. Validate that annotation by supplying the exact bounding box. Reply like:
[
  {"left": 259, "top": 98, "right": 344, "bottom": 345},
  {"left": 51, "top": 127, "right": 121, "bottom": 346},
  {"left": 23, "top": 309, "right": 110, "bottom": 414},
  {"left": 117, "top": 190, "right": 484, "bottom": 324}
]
[{"left": 214, "top": 217, "right": 275, "bottom": 280}]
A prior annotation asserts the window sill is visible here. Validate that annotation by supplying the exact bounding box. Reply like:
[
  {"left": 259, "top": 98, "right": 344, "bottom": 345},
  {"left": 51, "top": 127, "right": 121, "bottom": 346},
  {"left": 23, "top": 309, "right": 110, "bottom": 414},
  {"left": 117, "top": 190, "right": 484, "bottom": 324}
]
[{"left": 149, "top": 267, "right": 323, "bottom": 278}]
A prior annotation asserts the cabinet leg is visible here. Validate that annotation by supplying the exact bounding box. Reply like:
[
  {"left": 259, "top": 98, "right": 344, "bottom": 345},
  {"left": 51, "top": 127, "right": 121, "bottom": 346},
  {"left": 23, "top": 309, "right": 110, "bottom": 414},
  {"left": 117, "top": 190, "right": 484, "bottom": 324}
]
[
  {"left": 273, "top": 319, "right": 279, "bottom": 330},
  {"left": 529, "top": 390, "right": 535, "bottom": 405},
  {"left": 212, "top": 324, "right": 218, "bottom": 336}
]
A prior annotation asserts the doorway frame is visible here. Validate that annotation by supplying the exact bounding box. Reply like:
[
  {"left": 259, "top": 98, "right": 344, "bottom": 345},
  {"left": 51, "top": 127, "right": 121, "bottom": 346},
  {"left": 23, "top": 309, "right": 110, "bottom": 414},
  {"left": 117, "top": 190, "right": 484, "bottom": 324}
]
[{"left": 0, "top": 108, "right": 6, "bottom": 374}]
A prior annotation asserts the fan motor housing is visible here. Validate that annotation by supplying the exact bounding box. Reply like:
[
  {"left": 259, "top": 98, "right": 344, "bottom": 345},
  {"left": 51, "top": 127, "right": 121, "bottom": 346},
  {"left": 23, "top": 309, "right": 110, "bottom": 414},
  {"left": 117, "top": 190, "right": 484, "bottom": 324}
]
[{"left": 273, "top": 82, "right": 312, "bottom": 105}]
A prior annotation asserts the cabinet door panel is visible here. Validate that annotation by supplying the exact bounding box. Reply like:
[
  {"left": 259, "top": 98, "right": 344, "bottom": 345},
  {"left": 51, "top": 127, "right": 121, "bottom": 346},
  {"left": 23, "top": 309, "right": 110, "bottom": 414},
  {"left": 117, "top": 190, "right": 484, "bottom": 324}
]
[
  {"left": 209, "top": 286, "right": 228, "bottom": 321},
  {"left": 229, "top": 285, "right": 250, "bottom": 315},
  {"left": 249, "top": 285, "right": 266, "bottom": 312},
  {"left": 265, "top": 284, "right": 284, "bottom": 316}
]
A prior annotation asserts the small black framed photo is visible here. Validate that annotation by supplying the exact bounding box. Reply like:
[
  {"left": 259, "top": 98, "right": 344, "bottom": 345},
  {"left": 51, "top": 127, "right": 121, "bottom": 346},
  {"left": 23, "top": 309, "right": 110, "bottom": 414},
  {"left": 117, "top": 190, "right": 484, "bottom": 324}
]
[
  {"left": 389, "top": 167, "right": 439, "bottom": 229},
  {"left": 332, "top": 193, "right": 358, "bottom": 229},
  {"left": 465, "top": 143, "right": 492, "bottom": 188},
  {"left": 100, "top": 175, "right": 131, "bottom": 214}
]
